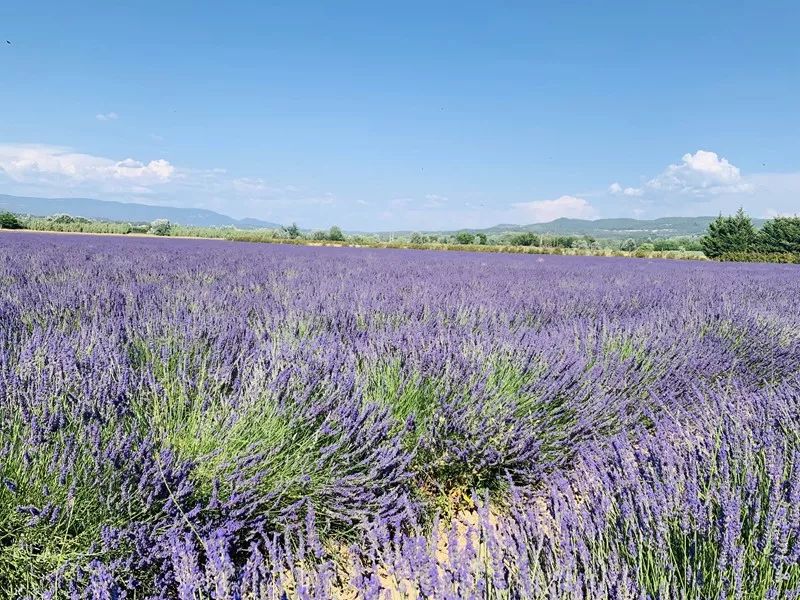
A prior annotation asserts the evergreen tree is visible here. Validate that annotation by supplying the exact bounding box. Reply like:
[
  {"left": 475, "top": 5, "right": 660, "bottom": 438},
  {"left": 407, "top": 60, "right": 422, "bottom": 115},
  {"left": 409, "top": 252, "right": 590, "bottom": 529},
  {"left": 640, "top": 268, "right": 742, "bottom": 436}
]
[
  {"left": 700, "top": 208, "right": 756, "bottom": 258},
  {"left": 756, "top": 216, "right": 800, "bottom": 254}
]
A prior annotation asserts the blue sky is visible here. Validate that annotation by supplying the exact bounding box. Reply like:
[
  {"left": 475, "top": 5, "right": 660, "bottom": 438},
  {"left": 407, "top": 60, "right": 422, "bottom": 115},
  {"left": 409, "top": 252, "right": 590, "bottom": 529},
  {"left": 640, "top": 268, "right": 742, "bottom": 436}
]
[{"left": 1, "top": 1, "right": 798, "bottom": 230}]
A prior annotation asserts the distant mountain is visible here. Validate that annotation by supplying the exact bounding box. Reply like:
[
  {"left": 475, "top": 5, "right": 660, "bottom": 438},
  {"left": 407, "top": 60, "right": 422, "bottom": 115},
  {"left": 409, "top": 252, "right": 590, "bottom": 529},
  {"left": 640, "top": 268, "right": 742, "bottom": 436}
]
[
  {"left": 1, "top": 193, "right": 767, "bottom": 238},
  {"left": 0, "top": 194, "right": 282, "bottom": 229},
  {"left": 479, "top": 216, "right": 744, "bottom": 238},
  {"left": 399, "top": 216, "right": 767, "bottom": 239}
]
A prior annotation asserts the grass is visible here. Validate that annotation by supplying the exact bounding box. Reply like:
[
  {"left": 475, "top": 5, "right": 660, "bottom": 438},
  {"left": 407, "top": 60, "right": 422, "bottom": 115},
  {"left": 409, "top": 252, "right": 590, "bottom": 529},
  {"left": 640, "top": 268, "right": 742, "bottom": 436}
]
[{"left": 0, "top": 394, "right": 156, "bottom": 596}]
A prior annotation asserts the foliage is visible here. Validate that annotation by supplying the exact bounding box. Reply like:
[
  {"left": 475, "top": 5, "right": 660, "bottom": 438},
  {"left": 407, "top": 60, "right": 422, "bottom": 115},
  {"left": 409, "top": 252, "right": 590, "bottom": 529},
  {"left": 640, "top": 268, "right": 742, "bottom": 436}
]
[
  {"left": 701, "top": 208, "right": 757, "bottom": 258},
  {"left": 49, "top": 213, "right": 91, "bottom": 224},
  {"left": 454, "top": 231, "right": 476, "bottom": 245},
  {"left": 0, "top": 232, "right": 797, "bottom": 596},
  {"left": 0, "top": 211, "right": 23, "bottom": 229},
  {"left": 653, "top": 238, "right": 680, "bottom": 251},
  {"left": 149, "top": 218, "right": 172, "bottom": 236},
  {"left": 283, "top": 222, "right": 301, "bottom": 239},
  {"left": 327, "top": 225, "right": 345, "bottom": 241},
  {"left": 509, "top": 231, "right": 539, "bottom": 246},
  {"left": 552, "top": 235, "right": 575, "bottom": 248},
  {"left": 719, "top": 251, "right": 799, "bottom": 264},
  {"left": 756, "top": 216, "right": 800, "bottom": 254}
]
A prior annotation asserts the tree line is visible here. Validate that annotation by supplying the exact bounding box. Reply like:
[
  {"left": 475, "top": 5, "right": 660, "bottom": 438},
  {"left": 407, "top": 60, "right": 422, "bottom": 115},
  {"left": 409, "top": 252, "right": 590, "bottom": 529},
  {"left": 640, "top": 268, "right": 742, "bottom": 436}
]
[
  {"left": 4, "top": 208, "right": 798, "bottom": 264},
  {"left": 701, "top": 209, "right": 800, "bottom": 262}
]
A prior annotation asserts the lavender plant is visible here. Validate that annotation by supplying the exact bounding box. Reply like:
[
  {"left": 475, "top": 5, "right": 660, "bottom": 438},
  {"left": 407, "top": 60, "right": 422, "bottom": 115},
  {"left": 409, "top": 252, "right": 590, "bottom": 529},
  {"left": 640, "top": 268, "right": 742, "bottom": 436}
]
[{"left": 0, "top": 232, "right": 798, "bottom": 598}]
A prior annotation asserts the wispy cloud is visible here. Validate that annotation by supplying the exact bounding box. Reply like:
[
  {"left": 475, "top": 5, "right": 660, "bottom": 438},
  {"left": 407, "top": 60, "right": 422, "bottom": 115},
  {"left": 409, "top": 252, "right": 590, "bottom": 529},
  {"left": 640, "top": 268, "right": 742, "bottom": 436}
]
[{"left": 95, "top": 112, "right": 119, "bottom": 121}]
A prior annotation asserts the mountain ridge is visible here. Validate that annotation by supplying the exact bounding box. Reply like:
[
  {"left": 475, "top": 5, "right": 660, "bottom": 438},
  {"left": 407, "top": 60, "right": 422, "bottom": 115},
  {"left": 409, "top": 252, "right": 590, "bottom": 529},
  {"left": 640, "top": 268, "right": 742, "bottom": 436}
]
[
  {"left": 1, "top": 193, "right": 765, "bottom": 238},
  {"left": 0, "top": 194, "right": 282, "bottom": 229}
]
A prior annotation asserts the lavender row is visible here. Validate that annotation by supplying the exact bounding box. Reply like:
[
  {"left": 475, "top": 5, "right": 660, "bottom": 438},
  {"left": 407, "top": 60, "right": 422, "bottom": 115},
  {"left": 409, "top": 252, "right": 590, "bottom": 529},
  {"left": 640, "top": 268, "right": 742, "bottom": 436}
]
[{"left": 1, "top": 232, "right": 798, "bottom": 598}]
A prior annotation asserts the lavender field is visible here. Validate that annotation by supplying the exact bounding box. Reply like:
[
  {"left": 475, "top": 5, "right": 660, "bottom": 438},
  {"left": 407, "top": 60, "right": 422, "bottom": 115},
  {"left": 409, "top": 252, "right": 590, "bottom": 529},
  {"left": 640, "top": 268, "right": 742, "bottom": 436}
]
[{"left": 2, "top": 232, "right": 800, "bottom": 599}]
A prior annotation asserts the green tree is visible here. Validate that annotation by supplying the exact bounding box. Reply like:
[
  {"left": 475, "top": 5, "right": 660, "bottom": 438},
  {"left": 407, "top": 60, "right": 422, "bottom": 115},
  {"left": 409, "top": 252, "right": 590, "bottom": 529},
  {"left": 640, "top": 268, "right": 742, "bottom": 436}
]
[
  {"left": 283, "top": 223, "right": 301, "bottom": 239},
  {"left": 0, "top": 212, "right": 23, "bottom": 229},
  {"left": 509, "top": 232, "right": 538, "bottom": 247},
  {"left": 454, "top": 231, "right": 476, "bottom": 245},
  {"left": 149, "top": 219, "right": 172, "bottom": 236},
  {"left": 756, "top": 216, "right": 800, "bottom": 254},
  {"left": 327, "top": 225, "right": 345, "bottom": 241},
  {"left": 619, "top": 238, "right": 636, "bottom": 252},
  {"left": 475, "top": 232, "right": 488, "bottom": 245},
  {"left": 409, "top": 232, "right": 423, "bottom": 244},
  {"left": 700, "top": 208, "right": 756, "bottom": 258}
]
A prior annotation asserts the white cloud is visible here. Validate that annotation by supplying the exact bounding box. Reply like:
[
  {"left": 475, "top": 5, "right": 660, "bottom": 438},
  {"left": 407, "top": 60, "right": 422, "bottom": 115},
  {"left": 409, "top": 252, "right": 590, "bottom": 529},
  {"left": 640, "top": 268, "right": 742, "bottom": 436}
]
[
  {"left": 647, "top": 150, "right": 752, "bottom": 195},
  {"left": 612, "top": 150, "right": 752, "bottom": 200},
  {"left": 602, "top": 149, "right": 800, "bottom": 220},
  {"left": 0, "top": 144, "right": 174, "bottom": 189},
  {"left": 0, "top": 141, "right": 354, "bottom": 226},
  {"left": 95, "top": 112, "right": 119, "bottom": 121},
  {"left": 512, "top": 195, "right": 597, "bottom": 223},
  {"left": 609, "top": 182, "right": 643, "bottom": 196}
]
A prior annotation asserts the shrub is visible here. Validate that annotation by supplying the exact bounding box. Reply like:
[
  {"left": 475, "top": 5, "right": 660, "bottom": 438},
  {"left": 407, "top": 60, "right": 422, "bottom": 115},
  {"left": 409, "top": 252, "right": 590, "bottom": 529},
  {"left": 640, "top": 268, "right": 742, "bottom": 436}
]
[
  {"left": 719, "top": 251, "right": 799, "bottom": 264},
  {"left": 653, "top": 239, "right": 680, "bottom": 251}
]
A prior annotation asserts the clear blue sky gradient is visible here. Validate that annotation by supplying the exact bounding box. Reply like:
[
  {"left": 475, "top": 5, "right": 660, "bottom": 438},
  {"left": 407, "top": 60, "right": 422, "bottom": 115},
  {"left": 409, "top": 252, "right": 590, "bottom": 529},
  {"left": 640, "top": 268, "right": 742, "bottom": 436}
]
[{"left": 1, "top": 1, "right": 798, "bottom": 229}]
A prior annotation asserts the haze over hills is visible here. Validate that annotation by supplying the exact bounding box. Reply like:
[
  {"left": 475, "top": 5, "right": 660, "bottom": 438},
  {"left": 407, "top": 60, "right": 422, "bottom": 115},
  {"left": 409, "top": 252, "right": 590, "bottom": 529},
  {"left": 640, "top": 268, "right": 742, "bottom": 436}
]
[
  {"left": 0, "top": 194, "right": 282, "bottom": 229},
  {"left": 472, "top": 216, "right": 769, "bottom": 239},
  {"left": 369, "top": 216, "right": 767, "bottom": 239},
  {"left": 1, "top": 193, "right": 763, "bottom": 238}
]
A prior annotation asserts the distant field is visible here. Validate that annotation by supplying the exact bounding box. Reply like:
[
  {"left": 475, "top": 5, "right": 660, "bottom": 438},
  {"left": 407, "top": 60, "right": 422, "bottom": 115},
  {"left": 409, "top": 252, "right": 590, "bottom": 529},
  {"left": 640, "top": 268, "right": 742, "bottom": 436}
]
[
  {"left": 2, "top": 226, "right": 709, "bottom": 261},
  {"left": 1, "top": 232, "right": 799, "bottom": 598}
]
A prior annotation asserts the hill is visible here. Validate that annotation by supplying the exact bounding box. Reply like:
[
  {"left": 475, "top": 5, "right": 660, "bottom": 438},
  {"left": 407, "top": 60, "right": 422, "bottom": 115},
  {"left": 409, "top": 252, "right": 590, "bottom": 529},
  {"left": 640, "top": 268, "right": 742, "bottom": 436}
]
[
  {"left": 383, "top": 216, "right": 768, "bottom": 239},
  {"left": 1, "top": 193, "right": 767, "bottom": 238},
  {"left": 0, "top": 194, "right": 282, "bottom": 229},
  {"left": 481, "top": 216, "right": 756, "bottom": 238}
]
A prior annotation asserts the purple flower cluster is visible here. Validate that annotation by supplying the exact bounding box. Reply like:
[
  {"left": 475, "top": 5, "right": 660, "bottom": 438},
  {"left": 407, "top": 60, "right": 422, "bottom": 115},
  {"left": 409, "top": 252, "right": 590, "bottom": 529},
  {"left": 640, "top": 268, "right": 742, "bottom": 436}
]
[{"left": 1, "top": 232, "right": 799, "bottom": 598}]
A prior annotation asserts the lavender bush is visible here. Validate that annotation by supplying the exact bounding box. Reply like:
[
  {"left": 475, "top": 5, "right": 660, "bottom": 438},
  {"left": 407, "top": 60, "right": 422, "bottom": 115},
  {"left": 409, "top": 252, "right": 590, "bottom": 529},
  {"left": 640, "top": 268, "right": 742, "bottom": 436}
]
[{"left": 1, "top": 232, "right": 799, "bottom": 598}]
